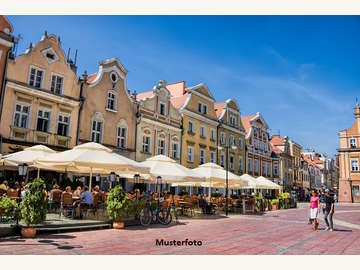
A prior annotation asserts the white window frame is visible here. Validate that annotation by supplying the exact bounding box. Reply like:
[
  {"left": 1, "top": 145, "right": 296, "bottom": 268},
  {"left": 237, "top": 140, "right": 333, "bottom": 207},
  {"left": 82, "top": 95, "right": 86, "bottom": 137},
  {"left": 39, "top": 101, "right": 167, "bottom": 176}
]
[
  {"left": 50, "top": 72, "right": 64, "bottom": 95},
  {"left": 199, "top": 148, "right": 206, "bottom": 164},
  {"left": 142, "top": 129, "right": 152, "bottom": 153},
  {"left": 200, "top": 125, "right": 206, "bottom": 138},
  {"left": 229, "top": 154, "right": 234, "bottom": 170},
  {"left": 210, "top": 151, "right": 216, "bottom": 163},
  {"left": 117, "top": 121, "right": 127, "bottom": 149},
  {"left": 254, "top": 159, "right": 259, "bottom": 173},
  {"left": 157, "top": 133, "right": 166, "bottom": 155},
  {"left": 210, "top": 128, "right": 216, "bottom": 141},
  {"left": 238, "top": 138, "right": 243, "bottom": 150},
  {"left": 13, "top": 102, "right": 31, "bottom": 129},
  {"left": 229, "top": 135, "right": 235, "bottom": 146},
  {"left": 220, "top": 153, "right": 225, "bottom": 168},
  {"left": 351, "top": 159, "right": 359, "bottom": 172},
  {"left": 202, "top": 104, "right": 208, "bottom": 115},
  {"left": 274, "top": 164, "right": 279, "bottom": 176},
  {"left": 36, "top": 108, "right": 51, "bottom": 133},
  {"left": 350, "top": 138, "right": 357, "bottom": 148},
  {"left": 220, "top": 132, "right": 226, "bottom": 145},
  {"left": 187, "top": 146, "right": 194, "bottom": 163},
  {"left": 171, "top": 137, "right": 179, "bottom": 159},
  {"left": 230, "top": 115, "right": 236, "bottom": 127},
  {"left": 106, "top": 90, "right": 118, "bottom": 112},
  {"left": 57, "top": 113, "right": 71, "bottom": 137},
  {"left": 91, "top": 113, "right": 104, "bottom": 143},
  {"left": 197, "top": 102, "right": 202, "bottom": 113},
  {"left": 28, "top": 65, "right": 45, "bottom": 89},
  {"left": 238, "top": 156, "right": 243, "bottom": 172},
  {"left": 188, "top": 121, "right": 195, "bottom": 133},
  {"left": 248, "top": 159, "right": 252, "bottom": 172}
]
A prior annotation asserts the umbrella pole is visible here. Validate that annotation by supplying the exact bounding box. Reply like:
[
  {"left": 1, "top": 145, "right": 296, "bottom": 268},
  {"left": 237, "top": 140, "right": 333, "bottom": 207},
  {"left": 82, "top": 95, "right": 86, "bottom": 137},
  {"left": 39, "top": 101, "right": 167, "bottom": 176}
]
[
  {"left": 89, "top": 168, "right": 93, "bottom": 191},
  {"left": 37, "top": 168, "right": 40, "bottom": 178}
]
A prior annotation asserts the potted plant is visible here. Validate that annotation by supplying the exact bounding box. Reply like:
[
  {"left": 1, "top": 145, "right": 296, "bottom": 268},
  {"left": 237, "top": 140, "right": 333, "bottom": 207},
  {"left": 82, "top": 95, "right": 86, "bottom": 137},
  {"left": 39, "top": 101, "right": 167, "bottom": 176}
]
[
  {"left": 106, "top": 185, "right": 128, "bottom": 229},
  {"left": 20, "top": 178, "right": 47, "bottom": 238},
  {"left": 0, "top": 196, "right": 18, "bottom": 221},
  {"left": 271, "top": 199, "right": 279, "bottom": 210}
]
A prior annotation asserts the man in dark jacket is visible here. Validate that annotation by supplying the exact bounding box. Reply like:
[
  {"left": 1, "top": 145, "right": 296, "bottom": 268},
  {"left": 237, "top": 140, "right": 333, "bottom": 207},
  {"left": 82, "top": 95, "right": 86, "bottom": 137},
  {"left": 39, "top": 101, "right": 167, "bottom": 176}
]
[{"left": 324, "top": 189, "right": 335, "bottom": 231}]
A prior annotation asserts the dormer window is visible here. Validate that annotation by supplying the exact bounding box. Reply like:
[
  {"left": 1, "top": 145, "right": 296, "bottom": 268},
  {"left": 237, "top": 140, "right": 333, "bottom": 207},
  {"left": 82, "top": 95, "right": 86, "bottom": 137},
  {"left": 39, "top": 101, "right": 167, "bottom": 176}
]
[
  {"left": 29, "top": 66, "right": 44, "bottom": 89},
  {"left": 197, "top": 102, "right": 208, "bottom": 115},
  {"left": 106, "top": 91, "right": 117, "bottom": 112},
  {"left": 230, "top": 115, "right": 236, "bottom": 127},
  {"left": 159, "top": 102, "right": 166, "bottom": 116},
  {"left": 110, "top": 71, "right": 118, "bottom": 83},
  {"left": 350, "top": 138, "right": 357, "bottom": 148},
  {"left": 50, "top": 74, "right": 64, "bottom": 95}
]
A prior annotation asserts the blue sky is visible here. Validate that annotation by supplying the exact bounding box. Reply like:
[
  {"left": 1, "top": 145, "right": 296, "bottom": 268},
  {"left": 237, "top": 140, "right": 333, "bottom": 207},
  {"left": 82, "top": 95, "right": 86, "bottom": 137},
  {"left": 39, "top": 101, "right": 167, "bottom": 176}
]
[{"left": 8, "top": 16, "right": 360, "bottom": 157}]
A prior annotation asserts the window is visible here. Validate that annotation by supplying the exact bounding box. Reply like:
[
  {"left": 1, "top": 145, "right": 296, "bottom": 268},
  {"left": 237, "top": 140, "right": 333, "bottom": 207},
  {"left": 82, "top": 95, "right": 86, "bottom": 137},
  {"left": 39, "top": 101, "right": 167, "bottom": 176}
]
[
  {"left": 117, "top": 126, "right": 127, "bottom": 149},
  {"left": 159, "top": 102, "right": 166, "bottom": 116},
  {"left": 220, "top": 154, "right": 225, "bottom": 168},
  {"left": 188, "top": 121, "right": 195, "bottom": 133},
  {"left": 29, "top": 66, "right": 44, "bottom": 88},
  {"left": 229, "top": 135, "right": 235, "bottom": 146},
  {"left": 254, "top": 160, "right": 259, "bottom": 173},
  {"left": 142, "top": 130, "right": 151, "bottom": 153},
  {"left": 91, "top": 119, "right": 103, "bottom": 143},
  {"left": 273, "top": 164, "right": 279, "bottom": 176},
  {"left": 187, "top": 146, "right": 194, "bottom": 162},
  {"left": 229, "top": 155, "right": 234, "bottom": 170},
  {"left": 50, "top": 74, "right": 64, "bottom": 95},
  {"left": 200, "top": 126, "right": 206, "bottom": 137},
  {"left": 267, "top": 162, "right": 271, "bottom": 175},
  {"left": 262, "top": 162, "right": 266, "bottom": 175},
  {"left": 106, "top": 91, "right": 117, "bottom": 111},
  {"left": 157, "top": 134, "right": 166, "bottom": 155},
  {"left": 351, "top": 160, "right": 359, "bottom": 172},
  {"left": 57, "top": 113, "right": 70, "bottom": 136},
  {"left": 353, "top": 185, "right": 360, "bottom": 197},
  {"left": 210, "top": 129, "right": 216, "bottom": 141},
  {"left": 230, "top": 115, "right": 236, "bottom": 127},
  {"left": 220, "top": 132, "right": 226, "bottom": 145},
  {"left": 350, "top": 138, "right": 357, "bottom": 148},
  {"left": 200, "top": 149, "right": 206, "bottom": 164},
  {"left": 238, "top": 156, "right": 243, "bottom": 172},
  {"left": 202, "top": 104, "right": 208, "bottom": 115},
  {"left": 239, "top": 138, "right": 243, "bottom": 150},
  {"left": 198, "top": 102, "right": 202, "bottom": 113},
  {"left": 110, "top": 71, "right": 118, "bottom": 83},
  {"left": 210, "top": 151, "right": 216, "bottom": 163},
  {"left": 13, "top": 103, "right": 31, "bottom": 128},
  {"left": 171, "top": 137, "right": 179, "bottom": 159},
  {"left": 248, "top": 159, "right": 252, "bottom": 172},
  {"left": 36, "top": 109, "right": 51, "bottom": 132}
]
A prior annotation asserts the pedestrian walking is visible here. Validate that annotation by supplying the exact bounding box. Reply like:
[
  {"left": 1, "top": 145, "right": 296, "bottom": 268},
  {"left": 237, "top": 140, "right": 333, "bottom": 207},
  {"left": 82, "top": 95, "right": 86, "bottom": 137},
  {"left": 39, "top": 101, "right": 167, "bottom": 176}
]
[
  {"left": 309, "top": 190, "right": 320, "bottom": 231},
  {"left": 323, "top": 189, "right": 335, "bottom": 231}
]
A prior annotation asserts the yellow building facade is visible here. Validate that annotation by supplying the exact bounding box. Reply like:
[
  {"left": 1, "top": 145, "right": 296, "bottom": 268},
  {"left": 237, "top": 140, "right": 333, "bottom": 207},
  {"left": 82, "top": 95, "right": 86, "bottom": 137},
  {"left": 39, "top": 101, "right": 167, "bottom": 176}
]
[{"left": 169, "top": 82, "right": 218, "bottom": 169}]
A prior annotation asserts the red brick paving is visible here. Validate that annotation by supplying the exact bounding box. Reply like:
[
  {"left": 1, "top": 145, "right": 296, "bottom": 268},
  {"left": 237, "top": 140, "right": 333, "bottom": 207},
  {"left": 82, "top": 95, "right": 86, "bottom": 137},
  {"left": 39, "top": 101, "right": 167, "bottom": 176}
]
[{"left": 0, "top": 205, "right": 360, "bottom": 255}]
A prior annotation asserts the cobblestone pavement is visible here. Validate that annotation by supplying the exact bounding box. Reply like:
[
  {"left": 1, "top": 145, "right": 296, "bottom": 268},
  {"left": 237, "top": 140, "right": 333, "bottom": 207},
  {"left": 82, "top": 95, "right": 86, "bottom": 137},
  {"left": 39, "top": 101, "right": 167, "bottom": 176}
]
[{"left": 1, "top": 204, "right": 360, "bottom": 255}]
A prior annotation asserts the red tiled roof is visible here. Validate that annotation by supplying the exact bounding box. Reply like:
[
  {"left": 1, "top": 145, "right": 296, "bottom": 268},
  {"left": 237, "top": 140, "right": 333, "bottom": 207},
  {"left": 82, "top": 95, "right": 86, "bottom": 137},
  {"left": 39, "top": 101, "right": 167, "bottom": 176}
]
[
  {"left": 270, "top": 135, "right": 285, "bottom": 146},
  {"left": 167, "top": 81, "right": 186, "bottom": 97},
  {"left": 170, "top": 93, "right": 188, "bottom": 109},
  {"left": 87, "top": 72, "right": 97, "bottom": 83},
  {"left": 136, "top": 91, "right": 153, "bottom": 101},
  {"left": 214, "top": 102, "right": 225, "bottom": 119},
  {"left": 241, "top": 115, "right": 255, "bottom": 134},
  {"left": 270, "top": 143, "right": 282, "bottom": 154}
]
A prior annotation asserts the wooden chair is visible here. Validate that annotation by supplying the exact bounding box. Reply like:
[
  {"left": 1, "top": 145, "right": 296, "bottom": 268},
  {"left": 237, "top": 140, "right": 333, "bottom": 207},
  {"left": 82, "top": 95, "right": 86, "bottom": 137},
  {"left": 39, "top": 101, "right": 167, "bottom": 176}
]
[
  {"left": 6, "top": 189, "right": 18, "bottom": 200},
  {"left": 60, "top": 192, "right": 74, "bottom": 218}
]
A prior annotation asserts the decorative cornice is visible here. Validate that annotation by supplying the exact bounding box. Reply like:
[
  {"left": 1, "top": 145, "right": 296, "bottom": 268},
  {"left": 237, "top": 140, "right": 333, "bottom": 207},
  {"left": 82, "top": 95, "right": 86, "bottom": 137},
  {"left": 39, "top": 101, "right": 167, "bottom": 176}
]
[{"left": 180, "top": 108, "right": 219, "bottom": 127}]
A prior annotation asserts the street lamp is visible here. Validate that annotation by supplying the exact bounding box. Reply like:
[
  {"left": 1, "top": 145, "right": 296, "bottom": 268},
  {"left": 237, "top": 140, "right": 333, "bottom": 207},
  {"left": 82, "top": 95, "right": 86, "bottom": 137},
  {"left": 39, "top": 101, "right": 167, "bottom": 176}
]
[
  {"left": 18, "top": 163, "right": 28, "bottom": 182},
  {"left": 218, "top": 144, "right": 237, "bottom": 216}
]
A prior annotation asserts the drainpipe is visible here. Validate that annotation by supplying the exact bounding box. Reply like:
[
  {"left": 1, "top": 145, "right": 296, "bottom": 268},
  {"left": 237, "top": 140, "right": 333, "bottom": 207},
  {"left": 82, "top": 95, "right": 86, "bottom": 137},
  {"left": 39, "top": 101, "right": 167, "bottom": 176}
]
[
  {"left": 179, "top": 118, "right": 183, "bottom": 165},
  {"left": 76, "top": 71, "right": 87, "bottom": 145},
  {"left": 134, "top": 93, "right": 140, "bottom": 161}
]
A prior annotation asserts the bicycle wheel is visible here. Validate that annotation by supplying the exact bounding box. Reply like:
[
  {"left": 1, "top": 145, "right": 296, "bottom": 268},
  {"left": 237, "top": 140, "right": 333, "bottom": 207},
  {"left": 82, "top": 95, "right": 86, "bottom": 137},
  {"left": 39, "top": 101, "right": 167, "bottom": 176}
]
[
  {"left": 157, "top": 208, "right": 172, "bottom": 225},
  {"left": 139, "top": 207, "right": 152, "bottom": 226}
]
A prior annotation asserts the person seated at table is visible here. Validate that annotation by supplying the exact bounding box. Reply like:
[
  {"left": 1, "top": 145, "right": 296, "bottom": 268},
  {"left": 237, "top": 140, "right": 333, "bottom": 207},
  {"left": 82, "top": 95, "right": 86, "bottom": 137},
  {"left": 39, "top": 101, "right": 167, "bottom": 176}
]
[
  {"left": 0, "top": 180, "right": 9, "bottom": 192},
  {"left": 14, "top": 181, "right": 21, "bottom": 198},
  {"left": 49, "top": 184, "right": 62, "bottom": 201},
  {"left": 61, "top": 186, "right": 72, "bottom": 199},
  {"left": 74, "top": 186, "right": 93, "bottom": 219},
  {"left": 73, "top": 186, "right": 82, "bottom": 197},
  {"left": 21, "top": 184, "right": 30, "bottom": 198}
]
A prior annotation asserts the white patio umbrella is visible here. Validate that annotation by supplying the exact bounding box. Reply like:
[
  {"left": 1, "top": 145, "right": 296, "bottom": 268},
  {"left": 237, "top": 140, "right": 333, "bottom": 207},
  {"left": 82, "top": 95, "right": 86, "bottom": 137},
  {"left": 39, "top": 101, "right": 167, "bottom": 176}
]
[
  {"left": 35, "top": 142, "right": 148, "bottom": 190},
  {"left": 238, "top": 174, "right": 258, "bottom": 189},
  {"left": 256, "top": 176, "right": 282, "bottom": 190},
  {"left": 140, "top": 155, "right": 204, "bottom": 183},
  {"left": 191, "top": 163, "right": 248, "bottom": 196}
]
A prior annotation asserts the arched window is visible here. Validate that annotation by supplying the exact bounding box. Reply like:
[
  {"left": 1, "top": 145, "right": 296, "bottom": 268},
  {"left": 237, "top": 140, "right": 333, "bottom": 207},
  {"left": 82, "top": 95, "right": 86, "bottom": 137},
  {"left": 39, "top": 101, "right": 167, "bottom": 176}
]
[
  {"left": 171, "top": 136, "right": 179, "bottom": 159},
  {"left": 142, "top": 129, "right": 152, "bottom": 153},
  {"left": 157, "top": 133, "right": 166, "bottom": 155},
  {"left": 116, "top": 119, "right": 127, "bottom": 149},
  {"left": 106, "top": 90, "right": 117, "bottom": 111},
  {"left": 91, "top": 112, "right": 104, "bottom": 143}
]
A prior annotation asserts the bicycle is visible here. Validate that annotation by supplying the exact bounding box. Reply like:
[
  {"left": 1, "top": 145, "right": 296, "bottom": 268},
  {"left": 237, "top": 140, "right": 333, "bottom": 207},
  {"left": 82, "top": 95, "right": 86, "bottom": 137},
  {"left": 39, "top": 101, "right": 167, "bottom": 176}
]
[{"left": 139, "top": 197, "right": 179, "bottom": 226}]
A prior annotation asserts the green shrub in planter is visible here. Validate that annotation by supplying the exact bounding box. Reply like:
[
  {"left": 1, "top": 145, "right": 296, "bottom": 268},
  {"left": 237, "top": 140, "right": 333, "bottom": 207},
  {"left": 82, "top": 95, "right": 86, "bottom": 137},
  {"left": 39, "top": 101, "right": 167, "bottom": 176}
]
[
  {"left": 271, "top": 199, "right": 279, "bottom": 205},
  {"left": 106, "top": 185, "right": 128, "bottom": 221},
  {"left": 0, "top": 196, "right": 18, "bottom": 218},
  {"left": 20, "top": 178, "right": 47, "bottom": 226},
  {"left": 126, "top": 199, "right": 146, "bottom": 217}
]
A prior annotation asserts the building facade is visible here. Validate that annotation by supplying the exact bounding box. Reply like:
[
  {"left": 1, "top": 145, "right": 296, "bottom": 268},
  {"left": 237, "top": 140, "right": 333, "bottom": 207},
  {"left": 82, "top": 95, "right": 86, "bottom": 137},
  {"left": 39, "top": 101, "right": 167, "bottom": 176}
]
[
  {"left": 78, "top": 58, "right": 137, "bottom": 158},
  {"left": 270, "top": 135, "right": 293, "bottom": 190},
  {"left": 0, "top": 32, "right": 80, "bottom": 155},
  {"left": 214, "top": 99, "right": 246, "bottom": 174},
  {"left": 169, "top": 82, "right": 218, "bottom": 169},
  {"left": 338, "top": 104, "right": 360, "bottom": 202},
  {"left": 241, "top": 113, "right": 277, "bottom": 181},
  {"left": 135, "top": 80, "right": 182, "bottom": 162},
  {"left": 300, "top": 156, "right": 311, "bottom": 195},
  {"left": 289, "top": 139, "right": 302, "bottom": 189}
]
